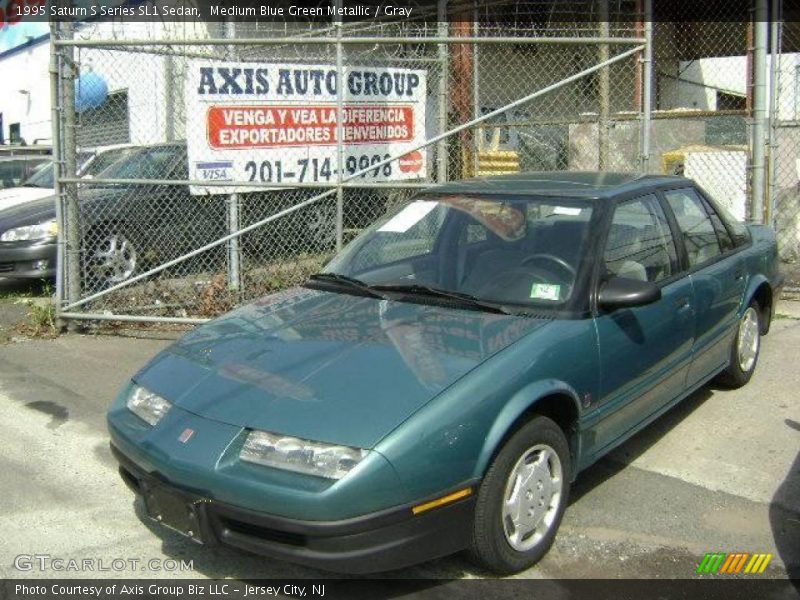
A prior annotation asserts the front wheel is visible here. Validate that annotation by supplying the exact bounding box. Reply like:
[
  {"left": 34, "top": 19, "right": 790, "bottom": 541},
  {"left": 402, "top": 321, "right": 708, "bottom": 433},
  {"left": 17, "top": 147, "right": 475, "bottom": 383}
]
[
  {"left": 84, "top": 229, "right": 139, "bottom": 290},
  {"left": 468, "top": 416, "right": 571, "bottom": 574},
  {"left": 717, "top": 301, "right": 761, "bottom": 388}
]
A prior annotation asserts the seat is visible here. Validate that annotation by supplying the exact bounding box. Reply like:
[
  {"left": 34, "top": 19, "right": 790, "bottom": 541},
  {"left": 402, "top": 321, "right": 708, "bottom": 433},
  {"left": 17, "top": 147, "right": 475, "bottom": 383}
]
[
  {"left": 616, "top": 260, "right": 648, "bottom": 281},
  {"left": 605, "top": 224, "right": 643, "bottom": 279},
  {"left": 461, "top": 248, "right": 526, "bottom": 296}
]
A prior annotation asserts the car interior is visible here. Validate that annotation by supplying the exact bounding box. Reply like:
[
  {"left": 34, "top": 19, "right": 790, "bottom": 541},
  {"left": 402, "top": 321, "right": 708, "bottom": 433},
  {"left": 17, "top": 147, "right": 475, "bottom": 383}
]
[
  {"left": 604, "top": 223, "right": 675, "bottom": 283},
  {"left": 458, "top": 218, "right": 587, "bottom": 301}
]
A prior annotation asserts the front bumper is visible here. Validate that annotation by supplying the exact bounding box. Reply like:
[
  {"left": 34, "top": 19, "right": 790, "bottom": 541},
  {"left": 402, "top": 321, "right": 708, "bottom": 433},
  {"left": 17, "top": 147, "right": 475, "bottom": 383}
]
[
  {"left": 112, "top": 444, "right": 476, "bottom": 574},
  {"left": 0, "top": 240, "right": 56, "bottom": 278}
]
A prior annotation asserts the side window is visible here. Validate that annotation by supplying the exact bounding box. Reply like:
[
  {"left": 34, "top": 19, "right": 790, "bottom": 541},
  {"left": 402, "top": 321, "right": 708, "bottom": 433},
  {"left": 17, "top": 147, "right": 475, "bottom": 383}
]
[
  {"left": 664, "top": 188, "right": 722, "bottom": 267},
  {"left": 605, "top": 194, "right": 678, "bottom": 283},
  {"left": 712, "top": 197, "right": 751, "bottom": 247},
  {"left": 707, "top": 208, "right": 734, "bottom": 252}
]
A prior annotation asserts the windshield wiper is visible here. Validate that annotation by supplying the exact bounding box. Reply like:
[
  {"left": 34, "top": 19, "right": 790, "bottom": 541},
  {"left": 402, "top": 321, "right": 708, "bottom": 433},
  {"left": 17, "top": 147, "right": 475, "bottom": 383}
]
[
  {"left": 370, "top": 283, "right": 513, "bottom": 315},
  {"left": 307, "top": 272, "right": 389, "bottom": 300}
]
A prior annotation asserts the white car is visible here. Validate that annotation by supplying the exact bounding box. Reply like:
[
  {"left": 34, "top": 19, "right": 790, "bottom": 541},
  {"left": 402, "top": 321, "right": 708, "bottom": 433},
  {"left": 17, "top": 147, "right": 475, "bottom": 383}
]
[{"left": 0, "top": 145, "right": 138, "bottom": 210}]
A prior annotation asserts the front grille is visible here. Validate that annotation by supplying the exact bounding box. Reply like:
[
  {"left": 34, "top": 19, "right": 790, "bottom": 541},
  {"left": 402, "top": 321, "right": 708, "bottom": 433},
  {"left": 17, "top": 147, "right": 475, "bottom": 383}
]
[
  {"left": 0, "top": 263, "right": 14, "bottom": 273},
  {"left": 218, "top": 516, "right": 307, "bottom": 547}
]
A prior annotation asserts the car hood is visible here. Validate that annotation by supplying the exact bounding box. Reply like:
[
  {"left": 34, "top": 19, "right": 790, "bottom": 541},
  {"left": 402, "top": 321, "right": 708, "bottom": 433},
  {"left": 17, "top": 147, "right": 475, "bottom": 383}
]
[
  {"left": 0, "top": 187, "right": 54, "bottom": 210},
  {"left": 0, "top": 194, "right": 56, "bottom": 231},
  {"left": 135, "top": 287, "right": 550, "bottom": 448}
]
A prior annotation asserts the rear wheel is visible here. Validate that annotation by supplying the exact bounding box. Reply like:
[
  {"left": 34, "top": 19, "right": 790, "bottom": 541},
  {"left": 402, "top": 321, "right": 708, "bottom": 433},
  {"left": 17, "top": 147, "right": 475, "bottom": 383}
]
[
  {"left": 468, "top": 416, "right": 571, "bottom": 574},
  {"left": 717, "top": 300, "right": 761, "bottom": 388}
]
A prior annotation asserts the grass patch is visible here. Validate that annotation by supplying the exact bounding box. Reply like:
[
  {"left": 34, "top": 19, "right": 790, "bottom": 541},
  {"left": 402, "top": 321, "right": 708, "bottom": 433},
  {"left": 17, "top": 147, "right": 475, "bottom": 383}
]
[{"left": 12, "top": 281, "right": 58, "bottom": 338}]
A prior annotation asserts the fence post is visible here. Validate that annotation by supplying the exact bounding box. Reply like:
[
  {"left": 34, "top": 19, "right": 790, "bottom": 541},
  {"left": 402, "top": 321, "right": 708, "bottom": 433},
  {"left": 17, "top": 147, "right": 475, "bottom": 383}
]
[
  {"left": 436, "top": 0, "right": 449, "bottom": 183},
  {"left": 597, "top": 0, "right": 610, "bottom": 170},
  {"left": 61, "top": 20, "right": 80, "bottom": 312},
  {"left": 164, "top": 53, "right": 175, "bottom": 142},
  {"left": 50, "top": 22, "right": 65, "bottom": 320},
  {"left": 640, "top": 0, "right": 653, "bottom": 173},
  {"left": 335, "top": 1, "right": 344, "bottom": 251},
  {"left": 766, "top": 0, "right": 781, "bottom": 227},
  {"left": 225, "top": 19, "right": 241, "bottom": 290},
  {"left": 751, "top": 0, "right": 769, "bottom": 224}
]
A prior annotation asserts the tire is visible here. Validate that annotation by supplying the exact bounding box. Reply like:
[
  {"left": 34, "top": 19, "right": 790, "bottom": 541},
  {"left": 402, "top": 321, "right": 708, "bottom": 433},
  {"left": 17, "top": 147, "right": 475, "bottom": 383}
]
[
  {"left": 83, "top": 227, "right": 139, "bottom": 291},
  {"left": 716, "top": 300, "right": 761, "bottom": 389},
  {"left": 468, "top": 416, "right": 571, "bottom": 575}
]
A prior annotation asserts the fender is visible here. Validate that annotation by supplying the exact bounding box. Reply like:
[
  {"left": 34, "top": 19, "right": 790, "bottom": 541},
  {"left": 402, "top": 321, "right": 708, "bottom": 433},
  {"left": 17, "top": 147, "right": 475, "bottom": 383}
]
[
  {"left": 740, "top": 272, "right": 770, "bottom": 316},
  {"left": 473, "top": 379, "right": 582, "bottom": 480}
]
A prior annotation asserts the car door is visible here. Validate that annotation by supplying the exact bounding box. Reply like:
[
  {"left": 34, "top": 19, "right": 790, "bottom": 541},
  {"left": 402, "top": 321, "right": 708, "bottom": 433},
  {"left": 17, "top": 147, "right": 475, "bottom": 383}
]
[
  {"left": 662, "top": 187, "right": 746, "bottom": 388},
  {"left": 589, "top": 193, "right": 695, "bottom": 455}
]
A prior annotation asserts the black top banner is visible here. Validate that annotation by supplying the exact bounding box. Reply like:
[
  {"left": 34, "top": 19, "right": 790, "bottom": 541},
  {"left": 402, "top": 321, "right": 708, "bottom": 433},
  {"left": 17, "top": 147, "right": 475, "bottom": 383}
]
[{"left": 1, "top": 0, "right": 798, "bottom": 25}]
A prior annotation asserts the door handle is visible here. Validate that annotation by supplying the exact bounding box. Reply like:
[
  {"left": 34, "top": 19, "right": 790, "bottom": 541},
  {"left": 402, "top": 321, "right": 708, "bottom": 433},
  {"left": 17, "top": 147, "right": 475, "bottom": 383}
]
[{"left": 675, "top": 296, "right": 692, "bottom": 311}]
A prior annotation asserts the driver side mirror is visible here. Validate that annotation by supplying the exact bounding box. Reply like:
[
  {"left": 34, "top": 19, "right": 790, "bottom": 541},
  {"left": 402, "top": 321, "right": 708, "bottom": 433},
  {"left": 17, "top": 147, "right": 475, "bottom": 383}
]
[{"left": 598, "top": 277, "right": 662, "bottom": 311}]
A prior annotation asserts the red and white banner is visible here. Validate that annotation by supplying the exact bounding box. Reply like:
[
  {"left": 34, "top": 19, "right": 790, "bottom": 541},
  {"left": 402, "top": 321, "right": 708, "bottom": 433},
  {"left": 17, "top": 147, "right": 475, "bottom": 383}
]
[{"left": 186, "top": 61, "right": 427, "bottom": 195}]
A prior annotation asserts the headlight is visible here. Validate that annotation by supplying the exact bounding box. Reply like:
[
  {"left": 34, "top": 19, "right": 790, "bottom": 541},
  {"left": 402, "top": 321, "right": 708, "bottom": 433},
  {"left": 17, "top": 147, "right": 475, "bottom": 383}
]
[
  {"left": 0, "top": 219, "right": 57, "bottom": 242},
  {"left": 126, "top": 384, "right": 172, "bottom": 426},
  {"left": 240, "top": 430, "right": 368, "bottom": 480}
]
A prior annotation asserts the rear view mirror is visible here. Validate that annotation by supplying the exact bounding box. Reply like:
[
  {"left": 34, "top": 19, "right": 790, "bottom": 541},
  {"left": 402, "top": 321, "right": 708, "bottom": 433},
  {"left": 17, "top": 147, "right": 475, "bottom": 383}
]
[{"left": 598, "top": 277, "right": 662, "bottom": 310}]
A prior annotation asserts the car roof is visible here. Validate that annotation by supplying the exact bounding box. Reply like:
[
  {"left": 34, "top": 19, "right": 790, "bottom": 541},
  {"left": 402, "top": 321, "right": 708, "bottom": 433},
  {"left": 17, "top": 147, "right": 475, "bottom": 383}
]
[
  {"left": 0, "top": 145, "right": 52, "bottom": 156},
  {"left": 430, "top": 171, "right": 692, "bottom": 200},
  {"left": 0, "top": 155, "right": 49, "bottom": 163}
]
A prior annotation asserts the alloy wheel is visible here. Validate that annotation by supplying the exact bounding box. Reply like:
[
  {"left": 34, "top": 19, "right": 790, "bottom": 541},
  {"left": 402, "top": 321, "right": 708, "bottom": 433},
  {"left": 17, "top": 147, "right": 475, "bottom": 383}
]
[
  {"left": 91, "top": 233, "right": 137, "bottom": 284},
  {"left": 501, "top": 443, "right": 564, "bottom": 552},
  {"left": 737, "top": 306, "right": 760, "bottom": 373}
]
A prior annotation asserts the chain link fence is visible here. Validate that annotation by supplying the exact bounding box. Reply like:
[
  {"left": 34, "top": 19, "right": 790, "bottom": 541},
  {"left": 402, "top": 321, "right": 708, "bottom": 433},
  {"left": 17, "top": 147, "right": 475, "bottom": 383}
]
[
  {"left": 48, "top": 2, "right": 796, "bottom": 323},
  {"left": 649, "top": 19, "right": 751, "bottom": 225},
  {"left": 771, "top": 18, "right": 800, "bottom": 295}
]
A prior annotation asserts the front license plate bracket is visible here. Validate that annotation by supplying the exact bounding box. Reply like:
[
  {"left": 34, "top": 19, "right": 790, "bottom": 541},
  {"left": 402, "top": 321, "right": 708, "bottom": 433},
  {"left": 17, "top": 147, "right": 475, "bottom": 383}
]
[{"left": 143, "top": 483, "right": 205, "bottom": 544}]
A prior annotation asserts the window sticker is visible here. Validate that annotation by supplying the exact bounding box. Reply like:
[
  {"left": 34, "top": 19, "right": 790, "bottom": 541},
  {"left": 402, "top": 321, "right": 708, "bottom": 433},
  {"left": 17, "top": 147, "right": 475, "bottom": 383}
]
[
  {"left": 530, "top": 283, "right": 561, "bottom": 301},
  {"left": 378, "top": 200, "right": 438, "bottom": 233},
  {"left": 552, "top": 206, "right": 583, "bottom": 216}
]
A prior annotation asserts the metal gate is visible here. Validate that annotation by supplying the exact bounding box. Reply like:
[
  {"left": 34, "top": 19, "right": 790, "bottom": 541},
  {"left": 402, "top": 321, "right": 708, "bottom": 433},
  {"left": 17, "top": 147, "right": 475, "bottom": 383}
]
[{"left": 48, "top": 1, "right": 785, "bottom": 324}]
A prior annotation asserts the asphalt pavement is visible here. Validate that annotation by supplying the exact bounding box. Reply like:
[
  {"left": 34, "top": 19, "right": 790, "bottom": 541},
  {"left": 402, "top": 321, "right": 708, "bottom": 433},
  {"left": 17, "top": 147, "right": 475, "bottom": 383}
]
[{"left": 0, "top": 302, "right": 798, "bottom": 584}]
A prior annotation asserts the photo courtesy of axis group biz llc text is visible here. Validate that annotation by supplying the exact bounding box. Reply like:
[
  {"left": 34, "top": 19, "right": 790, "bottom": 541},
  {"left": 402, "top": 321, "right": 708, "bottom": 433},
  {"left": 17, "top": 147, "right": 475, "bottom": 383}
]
[{"left": 0, "top": 1, "right": 798, "bottom": 600}]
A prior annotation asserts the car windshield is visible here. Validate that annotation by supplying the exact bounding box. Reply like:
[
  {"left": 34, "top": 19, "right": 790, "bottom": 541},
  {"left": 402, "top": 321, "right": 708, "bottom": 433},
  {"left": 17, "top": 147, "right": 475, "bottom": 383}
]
[
  {"left": 322, "top": 194, "right": 594, "bottom": 309},
  {"left": 20, "top": 162, "right": 55, "bottom": 188},
  {"left": 96, "top": 146, "right": 186, "bottom": 180},
  {"left": 19, "top": 148, "right": 137, "bottom": 189},
  {"left": 81, "top": 147, "right": 139, "bottom": 178},
  {"left": 0, "top": 158, "right": 48, "bottom": 189}
]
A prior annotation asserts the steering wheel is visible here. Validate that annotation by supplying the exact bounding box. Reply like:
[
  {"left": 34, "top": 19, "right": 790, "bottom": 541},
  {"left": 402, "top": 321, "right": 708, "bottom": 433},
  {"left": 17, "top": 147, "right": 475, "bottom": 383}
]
[
  {"left": 520, "top": 253, "right": 576, "bottom": 278},
  {"left": 472, "top": 267, "right": 553, "bottom": 299}
]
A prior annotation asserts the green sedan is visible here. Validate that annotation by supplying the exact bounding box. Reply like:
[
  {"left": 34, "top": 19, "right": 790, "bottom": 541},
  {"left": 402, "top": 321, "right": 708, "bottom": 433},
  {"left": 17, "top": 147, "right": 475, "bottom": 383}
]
[{"left": 107, "top": 172, "right": 782, "bottom": 574}]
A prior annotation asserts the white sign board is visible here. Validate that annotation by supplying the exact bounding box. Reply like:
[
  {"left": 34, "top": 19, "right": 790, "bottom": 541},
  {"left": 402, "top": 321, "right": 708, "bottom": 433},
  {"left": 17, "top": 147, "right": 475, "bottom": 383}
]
[{"left": 185, "top": 61, "right": 428, "bottom": 195}]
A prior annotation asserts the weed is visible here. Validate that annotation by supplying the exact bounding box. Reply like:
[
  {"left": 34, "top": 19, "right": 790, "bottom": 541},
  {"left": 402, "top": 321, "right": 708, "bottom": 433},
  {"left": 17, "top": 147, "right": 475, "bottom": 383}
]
[{"left": 14, "top": 281, "right": 58, "bottom": 338}]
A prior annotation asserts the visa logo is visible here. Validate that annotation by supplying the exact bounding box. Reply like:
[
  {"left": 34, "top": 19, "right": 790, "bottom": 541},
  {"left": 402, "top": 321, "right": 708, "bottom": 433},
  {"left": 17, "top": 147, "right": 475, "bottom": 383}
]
[
  {"left": 202, "top": 168, "right": 230, "bottom": 180},
  {"left": 196, "top": 161, "right": 233, "bottom": 181}
]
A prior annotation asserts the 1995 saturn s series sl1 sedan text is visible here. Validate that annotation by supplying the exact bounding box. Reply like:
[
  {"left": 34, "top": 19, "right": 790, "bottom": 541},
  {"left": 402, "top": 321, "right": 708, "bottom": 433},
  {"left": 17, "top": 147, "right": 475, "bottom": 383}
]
[{"left": 107, "top": 172, "right": 782, "bottom": 574}]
